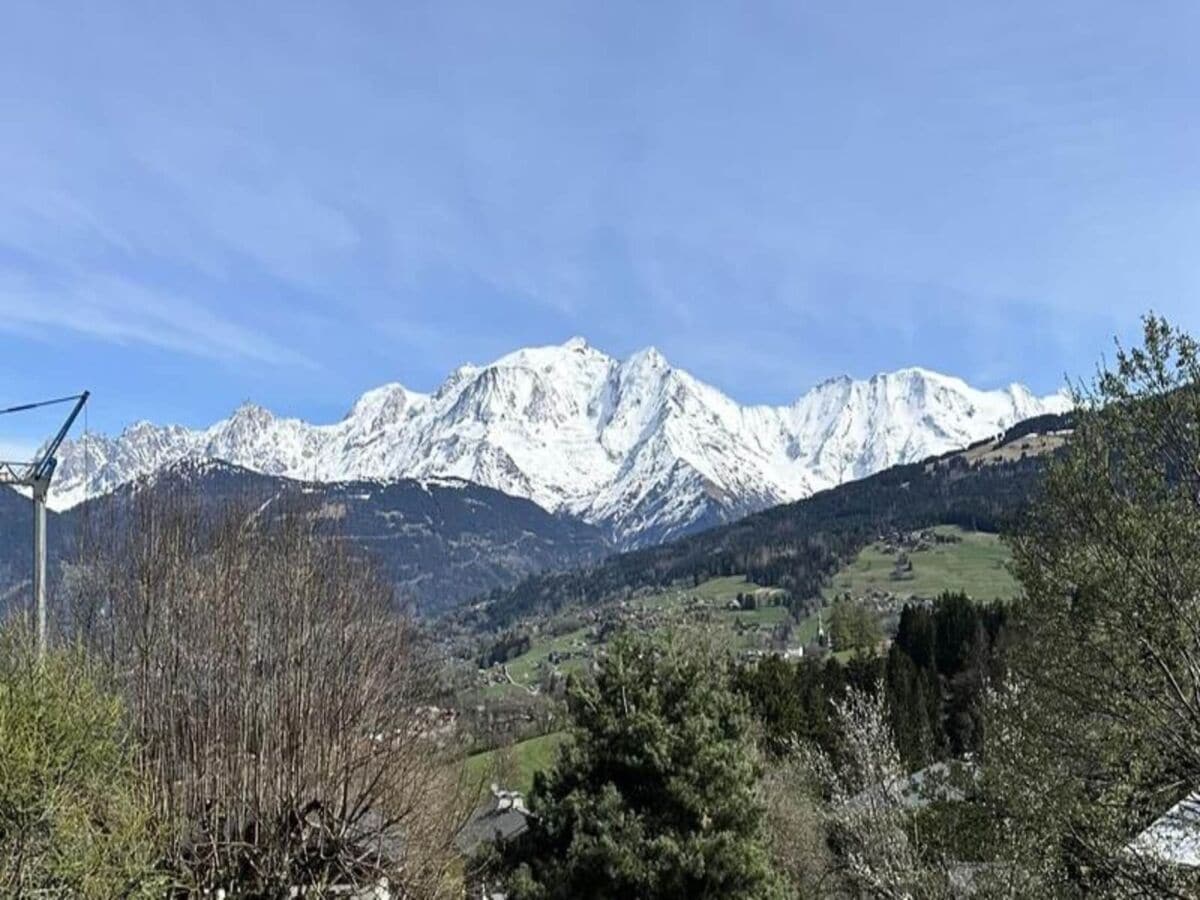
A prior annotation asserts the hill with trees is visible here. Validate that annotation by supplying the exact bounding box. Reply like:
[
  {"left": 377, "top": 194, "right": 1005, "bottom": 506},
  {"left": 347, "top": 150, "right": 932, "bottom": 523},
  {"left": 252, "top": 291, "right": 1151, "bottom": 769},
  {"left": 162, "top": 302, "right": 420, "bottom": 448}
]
[
  {"left": 466, "top": 411, "right": 1071, "bottom": 632},
  {"left": 0, "top": 460, "right": 611, "bottom": 615}
]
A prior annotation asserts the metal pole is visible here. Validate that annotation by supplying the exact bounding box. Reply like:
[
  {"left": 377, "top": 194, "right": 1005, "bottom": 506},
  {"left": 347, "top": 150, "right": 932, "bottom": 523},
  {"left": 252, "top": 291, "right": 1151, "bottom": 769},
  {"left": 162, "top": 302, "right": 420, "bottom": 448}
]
[
  {"left": 0, "top": 391, "right": 89, "bottom": 657},
  {"left": 32, "top": 485, "right": 47, "bottom": 657}
]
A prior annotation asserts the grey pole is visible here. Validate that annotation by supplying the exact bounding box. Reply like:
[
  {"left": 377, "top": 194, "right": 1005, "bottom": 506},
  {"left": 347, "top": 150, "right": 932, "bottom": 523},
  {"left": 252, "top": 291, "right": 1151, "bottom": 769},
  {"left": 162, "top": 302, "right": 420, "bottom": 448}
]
[
  {"left": 0, "top": 391, "right": 89, "bottom": 658},
  {"left": 32, "top": 484, "right": 47, "bottom": 656}
]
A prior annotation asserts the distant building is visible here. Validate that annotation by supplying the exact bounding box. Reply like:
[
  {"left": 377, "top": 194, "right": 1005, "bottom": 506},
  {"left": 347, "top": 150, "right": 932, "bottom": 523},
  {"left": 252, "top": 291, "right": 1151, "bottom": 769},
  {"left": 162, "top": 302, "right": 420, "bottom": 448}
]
[
  {"left": 846, "top": 758, "right": 978, "bottom": 813},
  {"left": 456, "top": 786, "right": 532, "bottom": 856}
]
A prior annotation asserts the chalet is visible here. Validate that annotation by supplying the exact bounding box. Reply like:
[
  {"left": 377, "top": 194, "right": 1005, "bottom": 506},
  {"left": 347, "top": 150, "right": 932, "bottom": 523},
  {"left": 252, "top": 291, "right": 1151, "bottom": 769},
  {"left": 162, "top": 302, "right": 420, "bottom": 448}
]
[{"left": 456, "top": 786, "right": 532, "bottom": 856}]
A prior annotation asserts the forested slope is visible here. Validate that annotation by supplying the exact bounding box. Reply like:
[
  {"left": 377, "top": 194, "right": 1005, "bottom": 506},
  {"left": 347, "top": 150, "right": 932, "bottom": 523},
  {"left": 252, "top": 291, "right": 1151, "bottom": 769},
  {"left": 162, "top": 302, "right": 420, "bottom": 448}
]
[{"left": 469, "top": 413, "right": 1071, "bottom": 629}]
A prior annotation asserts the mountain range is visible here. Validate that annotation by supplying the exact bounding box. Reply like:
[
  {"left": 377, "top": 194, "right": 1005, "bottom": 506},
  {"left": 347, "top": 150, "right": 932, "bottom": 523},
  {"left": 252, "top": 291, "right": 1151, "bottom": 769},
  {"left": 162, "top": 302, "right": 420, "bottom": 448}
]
[
  {"left": 470, "top": 410, "right": 1074, "bottom": 632},
  {"left": 48, "top": 338, "right": 1070, "bottom": 546},
  {"left": 0, "top": 459, "right": 610, "bottom": 614}
]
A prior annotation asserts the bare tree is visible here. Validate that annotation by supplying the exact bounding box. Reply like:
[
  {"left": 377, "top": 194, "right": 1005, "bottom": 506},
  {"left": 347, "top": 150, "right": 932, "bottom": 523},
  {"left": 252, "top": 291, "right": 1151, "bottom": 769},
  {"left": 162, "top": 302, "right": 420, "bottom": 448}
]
[
  {"left": 67, "top": 488, "right": 472, "bottom": 898},
  {"left": 761, "top": 753, "right": 846, "bottom": 899},
  {"left": 794, "top": 686, "right": 949, "bottom": 900}
]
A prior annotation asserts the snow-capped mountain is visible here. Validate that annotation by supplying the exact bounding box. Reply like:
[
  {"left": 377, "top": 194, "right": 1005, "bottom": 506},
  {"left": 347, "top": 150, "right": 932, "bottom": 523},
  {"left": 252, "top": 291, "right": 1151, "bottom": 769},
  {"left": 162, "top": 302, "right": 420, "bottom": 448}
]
[{"left": 49, "top": 338, "right": 1070, "bottom": 545}]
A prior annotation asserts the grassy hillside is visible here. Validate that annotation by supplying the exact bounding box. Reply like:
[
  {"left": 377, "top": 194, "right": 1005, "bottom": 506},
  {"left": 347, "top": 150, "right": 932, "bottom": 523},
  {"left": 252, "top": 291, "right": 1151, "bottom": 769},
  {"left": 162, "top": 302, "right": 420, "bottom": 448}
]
[
  {"left": 464, "top": 731, "right": 568, "bottom": 794},
  {"left": 824, "top": 526, "right": 1020, "bottom": 603}
]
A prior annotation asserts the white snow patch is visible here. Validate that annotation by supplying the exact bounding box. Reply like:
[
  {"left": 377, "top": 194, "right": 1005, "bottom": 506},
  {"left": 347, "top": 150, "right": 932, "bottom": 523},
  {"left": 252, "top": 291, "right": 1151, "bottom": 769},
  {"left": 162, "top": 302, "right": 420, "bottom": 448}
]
[{"left": 48, "top": 339, "right": 1070, "bottom": 544}]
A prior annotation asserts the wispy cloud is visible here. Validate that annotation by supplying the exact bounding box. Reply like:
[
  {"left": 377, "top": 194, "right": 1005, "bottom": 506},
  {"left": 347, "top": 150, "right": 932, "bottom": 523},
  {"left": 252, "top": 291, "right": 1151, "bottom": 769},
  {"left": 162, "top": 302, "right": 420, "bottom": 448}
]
[
  {"left": 0, "top": 0, "right": 1197, "bottom": 417},
  {"left": 0, "top": 271, "right": 313, "bottom": 368}
]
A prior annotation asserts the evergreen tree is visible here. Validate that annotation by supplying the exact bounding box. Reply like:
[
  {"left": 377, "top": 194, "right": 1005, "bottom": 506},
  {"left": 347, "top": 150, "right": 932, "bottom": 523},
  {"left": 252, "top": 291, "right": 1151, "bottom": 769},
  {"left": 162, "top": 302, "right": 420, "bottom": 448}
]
[
  {"left": 736, "top": 655, "right": 807, "bottom": 754},
  {"left": 895, "top": 604, "right": 936, "bottom": 672},
  {"left": 885, "top": 645, "right": 937, "bottom": 770},
  {"left": 499, "top": 631, "right": 788, "bottom": 899},
  {"left": 932, "top": 592, "right": 977, "bottom": 678},
  {"left": 943, "top": 623, "right": 988, "bottom": 756}
]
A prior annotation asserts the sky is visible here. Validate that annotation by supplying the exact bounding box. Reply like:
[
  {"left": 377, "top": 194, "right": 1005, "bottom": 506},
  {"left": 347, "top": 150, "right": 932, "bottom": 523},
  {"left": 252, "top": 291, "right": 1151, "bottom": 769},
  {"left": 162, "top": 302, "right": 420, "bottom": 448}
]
[{"left": 1, "top": 1, "right": 1198, "bottom": 454}]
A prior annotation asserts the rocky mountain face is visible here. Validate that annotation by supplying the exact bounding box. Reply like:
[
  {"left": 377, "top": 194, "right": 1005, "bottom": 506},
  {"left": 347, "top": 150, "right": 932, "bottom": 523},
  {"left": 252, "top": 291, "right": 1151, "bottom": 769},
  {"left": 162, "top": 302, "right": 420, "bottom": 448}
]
[
  {"left": 49, "top": 339, "right": 1069, "bottom": 546},
  {"left": 0, "top": 460, "right": 611, "bottom": 614}
]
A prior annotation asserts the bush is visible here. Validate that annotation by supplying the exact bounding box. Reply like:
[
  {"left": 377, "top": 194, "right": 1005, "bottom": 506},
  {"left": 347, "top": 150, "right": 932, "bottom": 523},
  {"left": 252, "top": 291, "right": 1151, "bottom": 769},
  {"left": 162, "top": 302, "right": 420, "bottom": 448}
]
[{"left": 0, "top": 629, "right": 162, "bottom": 897}]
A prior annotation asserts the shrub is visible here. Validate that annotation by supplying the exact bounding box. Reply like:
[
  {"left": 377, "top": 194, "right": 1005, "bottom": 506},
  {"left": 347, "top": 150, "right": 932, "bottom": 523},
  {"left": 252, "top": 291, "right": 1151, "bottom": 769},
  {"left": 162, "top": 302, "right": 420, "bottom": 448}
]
[{"left": 0, "top": 629, "right": 162, "bottom": 897}]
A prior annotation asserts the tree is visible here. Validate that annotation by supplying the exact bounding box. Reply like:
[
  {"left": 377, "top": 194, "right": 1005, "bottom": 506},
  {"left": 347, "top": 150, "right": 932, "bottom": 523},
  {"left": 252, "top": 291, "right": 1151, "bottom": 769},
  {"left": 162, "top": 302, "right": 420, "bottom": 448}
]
[
  {"left": 895, "top": 605, "right": 936, "bottom": 673},
  {"left": 830, "top": 599, "right": 883, "bottom": 656},
  {"left": 737, "top": 654, "right": 810, "bottom": 754},
  {"left": 884, "top": 645, "right": 940, "bottom": 770},
  {"left": 68, "top": 491, "right": 471, "bottom": 898},
  {"left": 0, "top": 629, "right": 162, "bottom": 897},
  {"left": 794, "top": 686, "right": 950, "bottom": 899},
  {"left": 932, "top": 592, "right": 978, "bottom": 679},
  {"left": 760, "top": 753, "right": 844, "bottom": 899},
  {"left": 498, "top": 631, "right": 788, "bottom": 899},
  {"left": 984, "top": 316, "right": 1200, "bottom": 896}
]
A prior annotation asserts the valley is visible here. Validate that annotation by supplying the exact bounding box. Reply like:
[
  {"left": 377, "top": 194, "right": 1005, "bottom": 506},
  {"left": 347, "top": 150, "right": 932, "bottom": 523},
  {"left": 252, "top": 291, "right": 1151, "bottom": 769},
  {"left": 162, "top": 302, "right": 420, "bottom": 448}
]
[
  {"left": 4, "top": 8, "right": 1190, "bottom": 892},
  {"left": 448, "top": 416, "right": 1064, "bottom": 789},
  {"left": 455, "top": 527, "right": 1022, "bottom": 797}
]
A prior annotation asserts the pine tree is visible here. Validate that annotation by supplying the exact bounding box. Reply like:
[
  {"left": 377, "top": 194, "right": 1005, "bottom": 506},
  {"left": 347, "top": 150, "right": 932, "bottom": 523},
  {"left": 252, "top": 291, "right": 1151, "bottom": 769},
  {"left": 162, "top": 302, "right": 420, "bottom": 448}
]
[
  {"left": 896, "top": 604, "right": 936, "bottom": 672},
  {"left": 498, "top": 631, "right": 788, "bottom": 899},
  {"left": 885, "top": 645, "right": 938, "bottom": 770}
]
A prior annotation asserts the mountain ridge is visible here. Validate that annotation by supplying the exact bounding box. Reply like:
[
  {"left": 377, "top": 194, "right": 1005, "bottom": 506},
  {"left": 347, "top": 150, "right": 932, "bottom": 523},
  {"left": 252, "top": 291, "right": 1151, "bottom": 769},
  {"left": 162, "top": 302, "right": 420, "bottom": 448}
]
[
  {"left": 465, "top": 410, "right": 1074, "bottom": 632},
  {"left": 1, "top": 458, "right": 611, "bottom": 614},
  {"left": 49, "top": 339, "right": 1070, "bottom": 546}
]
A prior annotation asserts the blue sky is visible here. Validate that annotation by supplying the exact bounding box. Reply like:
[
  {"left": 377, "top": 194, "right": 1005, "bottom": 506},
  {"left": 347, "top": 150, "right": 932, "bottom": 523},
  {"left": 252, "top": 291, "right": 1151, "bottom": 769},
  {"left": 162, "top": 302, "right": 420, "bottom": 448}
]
[{"left": 2, "top": 1, "right": 1199, "bottom": 454}]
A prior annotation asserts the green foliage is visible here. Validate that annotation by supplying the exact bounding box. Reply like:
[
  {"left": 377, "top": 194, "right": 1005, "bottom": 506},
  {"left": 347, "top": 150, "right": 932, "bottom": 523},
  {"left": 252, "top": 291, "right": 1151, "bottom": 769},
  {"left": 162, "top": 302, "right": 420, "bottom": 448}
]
[
  {"left": 985, "top": 315, "right": 1200, "bottom": 895},
  {"left": 828, "top": 598, "right": 883, "bottom": 654},
  {"left": 884, "top": 645, "right": 942, "bottom": 769},
  {"left": 479, "top": 630, "right": 534, "bottom": 668},
  {"left": 893, "top": 594, "right": 1007, "bottom": 761},
  {"left": 737, "top": 594, "right": 1006, "bottom": 774},
  {"left": 0, "top": 631, "right": 162, "bottom": 898},
  {"left": 498, "top": 631, "right": 789, "bottom": 899},
  {"left": 736, "top": 655, "right": 851, "bottom": 756}
]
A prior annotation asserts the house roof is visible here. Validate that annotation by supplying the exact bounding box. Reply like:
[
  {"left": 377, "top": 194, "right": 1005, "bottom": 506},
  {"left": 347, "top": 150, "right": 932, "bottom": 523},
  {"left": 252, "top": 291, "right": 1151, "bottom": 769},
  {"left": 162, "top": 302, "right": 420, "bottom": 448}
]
[
  {"left": 1126, "top": 792, "right": 1200, "bottom": 867},
  {"left": 456, "top": 789, "right": 532, "bottom": 855}
]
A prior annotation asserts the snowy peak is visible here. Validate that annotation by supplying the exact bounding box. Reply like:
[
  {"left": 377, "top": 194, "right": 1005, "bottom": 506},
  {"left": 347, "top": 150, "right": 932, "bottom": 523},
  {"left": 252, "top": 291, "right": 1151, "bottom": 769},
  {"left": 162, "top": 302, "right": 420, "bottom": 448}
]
[
  {"left": 49, "top": 341, "right": 1070, "bottom": 545},
  {"left": 346, "top": 382, "right": 427, "bottom": 426},
  {"left": 782, "top": 366, "right": 1067, "bottom": 486}
]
